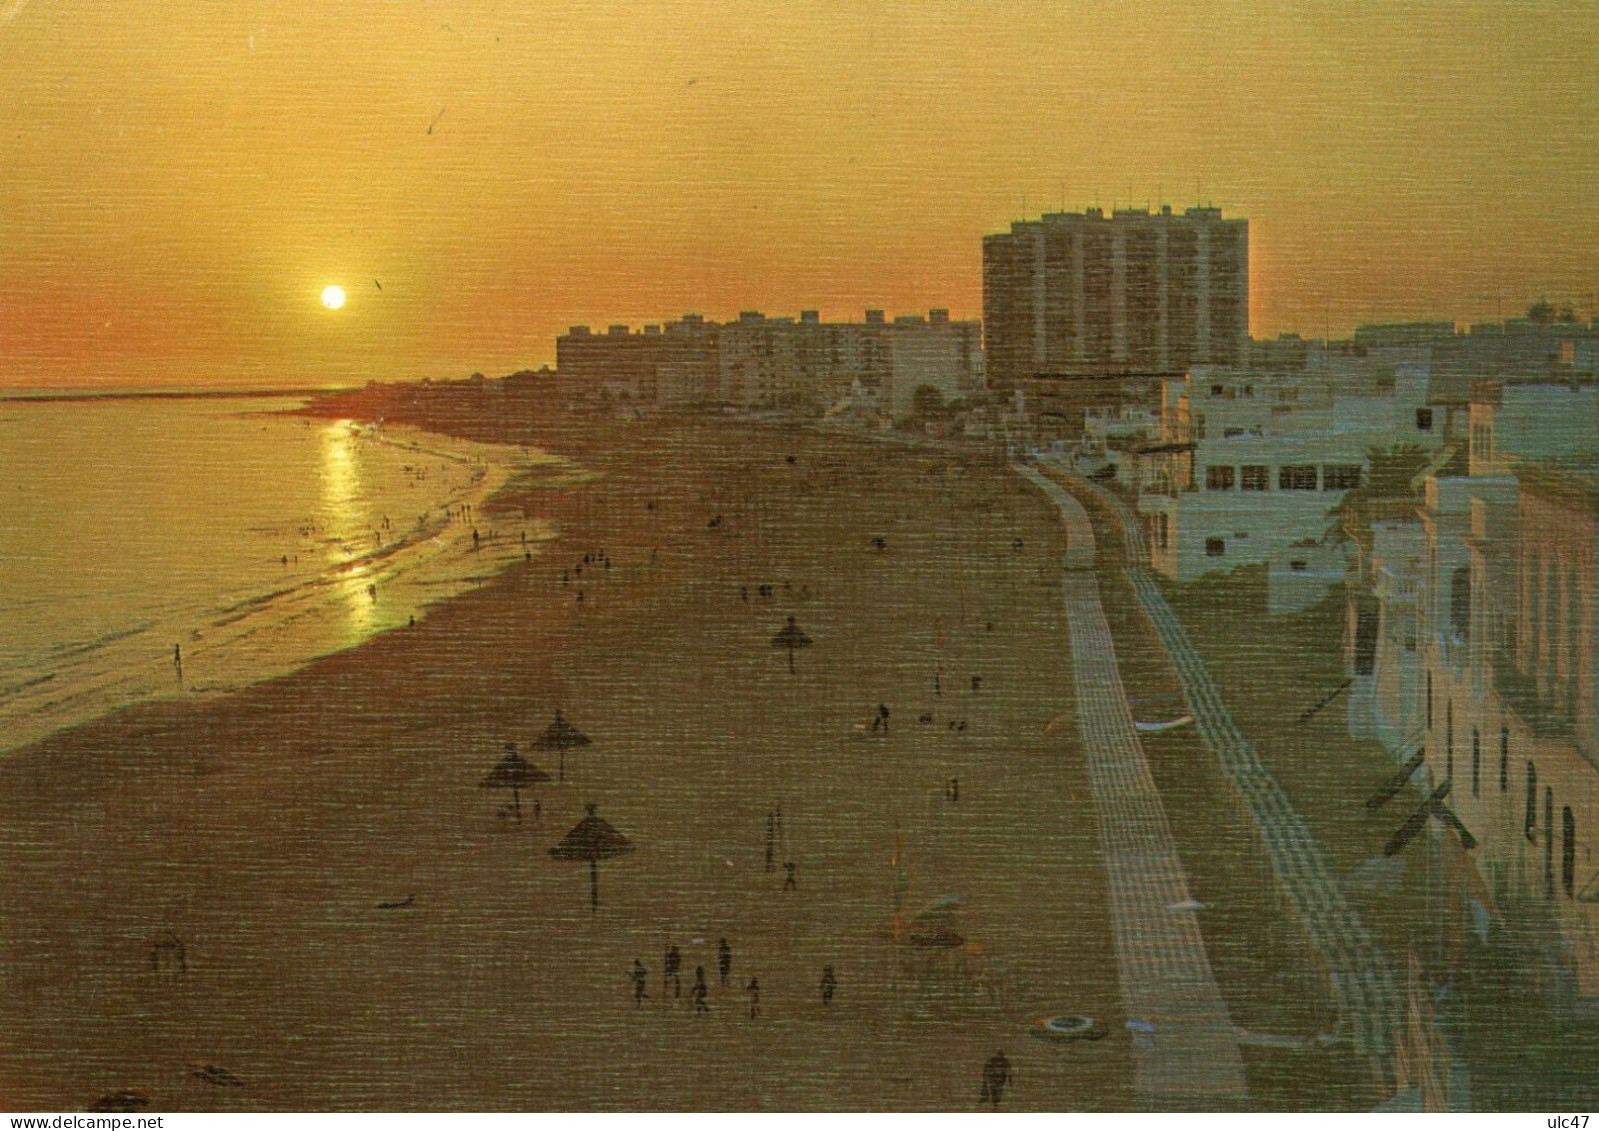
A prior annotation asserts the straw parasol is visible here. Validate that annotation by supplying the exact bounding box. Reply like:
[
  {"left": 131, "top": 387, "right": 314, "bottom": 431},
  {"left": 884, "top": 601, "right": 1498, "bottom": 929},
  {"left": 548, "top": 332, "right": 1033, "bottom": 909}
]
[
  {"left": 771, "top": 615, "right": 813, "bottom": 674},
  {"left": 480, "top": 743, "right": 551, "bottom": 821},
  {"left": 533, "top": 709, "right": 591, "bottom": 782},
  {"left": 548, "top": 803, "right": 634, "bottom": 912}
]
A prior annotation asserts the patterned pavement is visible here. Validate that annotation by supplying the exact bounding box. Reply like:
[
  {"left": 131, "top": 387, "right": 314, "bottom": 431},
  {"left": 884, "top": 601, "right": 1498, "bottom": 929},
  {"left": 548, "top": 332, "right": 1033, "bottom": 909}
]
[
  {"left": 1016, "top": 464, "right": 1249, "bottom": 1111},
  {"left": 1050, "top": 467, "right": 1401, "bottom": 1077}
]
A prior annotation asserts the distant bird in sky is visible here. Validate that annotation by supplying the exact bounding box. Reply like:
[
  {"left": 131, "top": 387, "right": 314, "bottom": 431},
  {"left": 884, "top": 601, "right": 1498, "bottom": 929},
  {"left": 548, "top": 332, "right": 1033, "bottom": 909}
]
[{"left": 373, "top": 279, "right": 382, "bottom": 291}]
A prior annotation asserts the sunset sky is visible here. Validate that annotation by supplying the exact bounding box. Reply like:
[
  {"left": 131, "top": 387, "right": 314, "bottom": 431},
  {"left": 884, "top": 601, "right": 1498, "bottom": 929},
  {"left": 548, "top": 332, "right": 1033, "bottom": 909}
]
[{"left": 2, "top": 0, "right": 1596, "bottom": 388}]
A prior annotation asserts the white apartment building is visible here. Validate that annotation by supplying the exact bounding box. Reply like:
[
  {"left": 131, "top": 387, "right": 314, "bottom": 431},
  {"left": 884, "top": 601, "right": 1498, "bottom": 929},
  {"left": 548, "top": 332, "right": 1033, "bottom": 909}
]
[{"left": 1136, "top": 365, "right": 1443, "bottom": 608}]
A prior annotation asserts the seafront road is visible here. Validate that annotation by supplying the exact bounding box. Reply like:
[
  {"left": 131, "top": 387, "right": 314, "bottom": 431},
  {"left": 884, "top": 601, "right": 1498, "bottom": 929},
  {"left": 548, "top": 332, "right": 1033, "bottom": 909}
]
[{"left": 1015, "top": 463, "right": 1249, "bottom": 1111}]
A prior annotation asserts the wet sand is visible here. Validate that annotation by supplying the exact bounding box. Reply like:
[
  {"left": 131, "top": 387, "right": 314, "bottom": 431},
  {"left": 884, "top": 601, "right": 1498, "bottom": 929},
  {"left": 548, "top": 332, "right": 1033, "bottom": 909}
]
[{"left": 0, "top": 418, "right": 1128, "bottom": 1111}]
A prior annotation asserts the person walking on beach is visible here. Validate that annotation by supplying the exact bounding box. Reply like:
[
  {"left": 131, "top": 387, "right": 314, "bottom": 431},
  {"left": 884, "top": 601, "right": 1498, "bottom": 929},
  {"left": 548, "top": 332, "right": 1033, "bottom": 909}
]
[
  {"left": 718, "top": 939, "right": 732, "bottom": 987},
  {"left": 820, "top": 966, "right": 837, "bottom": 1006},
  {"left": 745, "top": 977, "right": 760, "bottom": 1020},
  {"left": 173, "top": 643, "right": 183, "bottom": 683},
  {"left": 765, "top": 812, "right": 775, "bottom": 873},
  {"left": 980, "top": 1051, "right": 1012, "bottom": 1109},
  {"left": 632, "top": 960, "right": 649, "bottom": 1007},
  {"left": 783, "top": 862, "right": 797, "bottom": 891},
  {"left": 692, "top": 966, "right": 709, "bottom": 1014},
  {"left": 664, "top": 944, "right": 682, "bottom": 998}
]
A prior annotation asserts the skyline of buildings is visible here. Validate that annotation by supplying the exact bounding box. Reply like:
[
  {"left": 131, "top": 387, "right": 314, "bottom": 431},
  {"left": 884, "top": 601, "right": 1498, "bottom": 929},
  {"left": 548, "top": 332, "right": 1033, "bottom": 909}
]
[{"left": 555, "top": 306, "right": 982, "bottom": 421}]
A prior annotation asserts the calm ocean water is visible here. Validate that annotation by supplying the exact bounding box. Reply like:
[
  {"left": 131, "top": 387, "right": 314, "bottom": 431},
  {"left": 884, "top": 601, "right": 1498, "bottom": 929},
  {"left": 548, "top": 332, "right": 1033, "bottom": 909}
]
[{"left": 0, "top": 395, "right": 560, "bottom": 753}]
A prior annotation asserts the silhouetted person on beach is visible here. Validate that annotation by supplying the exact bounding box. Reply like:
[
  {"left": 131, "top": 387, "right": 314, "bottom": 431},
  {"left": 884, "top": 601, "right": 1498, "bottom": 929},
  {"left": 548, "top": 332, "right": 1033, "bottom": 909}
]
[
  {"left": 664, "top": 944, "right": 682, "bottom": 998},
  {"left": 718, "top": 939, "right": 732, "bottom": 987},
  {"left": 632, "top": 960, "right": 648, "bottom": 1007},
  {"left": 981, "top": 1051, "right": 1012, "bottom": 1109},
  {"left": 746, "top": 977, "right": 760, "bottom": 1019},
  {"left": 947, "top": 778, "right": 960, "bottom": 803},
  {"left": 692, "top": 966, "right": 709, "bottom": 1013},
  {"left": 820, "top": 966, "right": 836, "bottom": 1006},
  {"left": 173, "top": 644, "right": 182, "bottom": 683},
  {"left": 765, "top": 812, "right": 775, "bottom": 873},
  {"left": 971, "top": 675, "right": 982, "bottom": 693},
  {"left": 472, "top": 528, "right": 480, "bottom": 550},
  {"left": 783, "top": 862, "right": 796, "bottom": 891},
  {"left": 878, "top": 704, "right": 890, "bottom": 734}
]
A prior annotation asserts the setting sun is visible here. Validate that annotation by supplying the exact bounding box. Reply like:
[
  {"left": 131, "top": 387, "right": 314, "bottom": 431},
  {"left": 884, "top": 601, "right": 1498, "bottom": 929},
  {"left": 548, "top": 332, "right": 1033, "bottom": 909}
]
[{"left": 320, "top": 285, "right": 346, "bottom": 311}]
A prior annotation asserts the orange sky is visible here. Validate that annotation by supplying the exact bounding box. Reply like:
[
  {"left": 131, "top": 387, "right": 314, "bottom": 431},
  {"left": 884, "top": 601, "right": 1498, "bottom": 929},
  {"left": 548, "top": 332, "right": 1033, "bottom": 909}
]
[{"left": 2, "top": 0, "right": 1596, "bottom": 388}]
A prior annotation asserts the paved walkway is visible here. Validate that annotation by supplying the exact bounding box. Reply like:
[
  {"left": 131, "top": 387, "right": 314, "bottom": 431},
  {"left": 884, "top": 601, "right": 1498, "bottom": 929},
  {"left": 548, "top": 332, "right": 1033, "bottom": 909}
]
[
  {"left": 1052, "top": 467, "right": 1401, "bottom": 1073},
  {"left": 1015, "top": 465, "right": 1248, "bottom": 1111}
]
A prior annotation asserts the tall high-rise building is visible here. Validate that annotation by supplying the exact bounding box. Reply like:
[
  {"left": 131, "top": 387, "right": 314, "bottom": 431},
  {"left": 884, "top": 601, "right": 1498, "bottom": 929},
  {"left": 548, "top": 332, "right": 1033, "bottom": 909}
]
[{"left": 982, "top": 205, "right": 1248, "bottom": 389}]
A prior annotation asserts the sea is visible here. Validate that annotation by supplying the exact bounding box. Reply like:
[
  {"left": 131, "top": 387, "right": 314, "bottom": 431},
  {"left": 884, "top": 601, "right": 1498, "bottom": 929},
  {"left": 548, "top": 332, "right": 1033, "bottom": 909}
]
[{"left": 0, "top": 393, "right": 566, "bottom": 755}]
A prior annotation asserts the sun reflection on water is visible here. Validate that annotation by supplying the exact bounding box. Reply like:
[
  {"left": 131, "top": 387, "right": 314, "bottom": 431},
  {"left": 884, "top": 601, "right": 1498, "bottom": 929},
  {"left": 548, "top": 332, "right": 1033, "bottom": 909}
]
[{"left": 320, "top": 419, "right": 375, "bottom": 641}]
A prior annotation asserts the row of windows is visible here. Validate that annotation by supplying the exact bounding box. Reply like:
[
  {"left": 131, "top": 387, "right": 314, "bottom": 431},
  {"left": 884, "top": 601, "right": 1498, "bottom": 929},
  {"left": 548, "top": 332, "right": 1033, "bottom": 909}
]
[
  {"left": 1205, "top": 464, "right": 1362, "bottom": 491},
  {"left": 1428, "top": 674, "right": 1581, "bottom": 899}
]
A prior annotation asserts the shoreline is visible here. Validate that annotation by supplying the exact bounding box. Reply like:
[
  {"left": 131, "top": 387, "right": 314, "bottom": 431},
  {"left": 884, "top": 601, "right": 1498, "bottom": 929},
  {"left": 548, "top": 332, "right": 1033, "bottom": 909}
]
[{"left": 0, "top": 404, "right": 563, "bottom": 759}]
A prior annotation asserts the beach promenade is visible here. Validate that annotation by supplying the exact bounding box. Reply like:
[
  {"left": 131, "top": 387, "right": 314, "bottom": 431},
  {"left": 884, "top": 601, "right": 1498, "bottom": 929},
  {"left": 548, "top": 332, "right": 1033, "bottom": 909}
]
[
  {"left": 1060, "top": 470, "right": 1402, "bottom": 1076},
  {"left": 1015, "top": 465, "right": 1248, "bottom": 1110}
]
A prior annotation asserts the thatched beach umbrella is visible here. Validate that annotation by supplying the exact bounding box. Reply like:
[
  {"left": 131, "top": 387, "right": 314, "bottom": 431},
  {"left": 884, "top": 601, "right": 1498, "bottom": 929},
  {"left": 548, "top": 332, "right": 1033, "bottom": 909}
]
[
  {"left": 480, "top": 743, "right": 550, "bottom": 821},
  {"left": 549, "top": 804, "right": 634, "bottom": 913},
  {"left": 771, "top": 615, "right": 813, "bottom": 674},
  {"left": 534, "top": 709, "right": 591, "bottom": 782}
]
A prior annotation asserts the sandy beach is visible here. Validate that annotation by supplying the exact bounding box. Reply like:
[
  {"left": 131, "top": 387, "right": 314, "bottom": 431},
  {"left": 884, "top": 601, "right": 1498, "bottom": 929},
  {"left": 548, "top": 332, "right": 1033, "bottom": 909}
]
[{"left": 0, "top": 415, "right": 1128, "bottom": 1111}]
